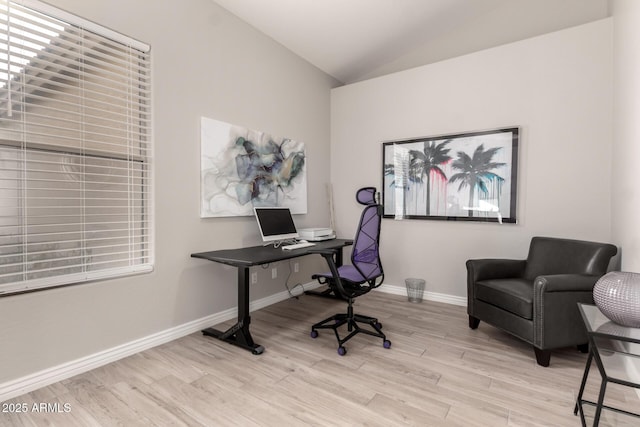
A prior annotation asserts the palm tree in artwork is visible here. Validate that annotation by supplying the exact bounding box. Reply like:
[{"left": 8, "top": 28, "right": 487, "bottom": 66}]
[
  {"left": 384, "top": 153, "right": 411, "bottom": 216},
  {"left": 448, "top": 144, "right": 505, "bottom": 217},
  {"left": 408, "top": 140, "right": 452, "bottom": 215}
]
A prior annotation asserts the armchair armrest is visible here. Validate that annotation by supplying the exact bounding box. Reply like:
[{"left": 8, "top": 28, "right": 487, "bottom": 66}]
[
  {"left": 534, "top": 274, "right": 601, "bottom": 293},
  {"left": 466, "top": 258, "right": 527, "bottom": 282},
  {"left": 532, "top": 273, "right": 601, "bottom": 349}
]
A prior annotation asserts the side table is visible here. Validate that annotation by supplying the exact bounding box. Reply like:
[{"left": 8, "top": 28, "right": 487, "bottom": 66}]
[{"left": 574, "top": 303, "right": 640, "bottom": 426}]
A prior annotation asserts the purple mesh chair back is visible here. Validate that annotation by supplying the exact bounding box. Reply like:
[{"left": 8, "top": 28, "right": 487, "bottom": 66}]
[
  {"left": 353, "top": 188, "right": 383, "bottom": 278},
  {"left": 339, "top": 187, "right": 383, "bottom": 285}
]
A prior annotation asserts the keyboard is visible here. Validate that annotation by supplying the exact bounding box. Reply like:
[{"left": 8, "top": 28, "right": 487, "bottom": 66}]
[{"left": 281, "top": 241, "right": 316, "bottom": 251}]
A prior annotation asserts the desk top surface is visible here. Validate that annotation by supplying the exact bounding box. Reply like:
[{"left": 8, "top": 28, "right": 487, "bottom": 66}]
[{"left": 191, "top": 238, "right": 353, "bottom": 267}]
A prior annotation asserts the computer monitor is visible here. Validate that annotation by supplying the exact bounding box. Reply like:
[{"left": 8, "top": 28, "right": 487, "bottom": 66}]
[{"left": 254, "top": 207, "right": 299, "bottom": 243}]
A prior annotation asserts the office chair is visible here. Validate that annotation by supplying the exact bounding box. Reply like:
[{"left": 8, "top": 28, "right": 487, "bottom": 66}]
[{"left": 309, "top": 187, "right": 391, "bottom": 355}]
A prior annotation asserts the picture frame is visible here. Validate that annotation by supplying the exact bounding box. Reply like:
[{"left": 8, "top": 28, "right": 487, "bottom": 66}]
[
  {"left": 382, "top": 127, "right": 519, "bottom": 223},
  {"left": 200, "top": 117, "right": 307, "bottom": 218}
]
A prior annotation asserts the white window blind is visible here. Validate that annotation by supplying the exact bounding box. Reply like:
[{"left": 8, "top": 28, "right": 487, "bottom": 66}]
[{"left": 0, "top": 0, "right": 153, "bottom": 295}]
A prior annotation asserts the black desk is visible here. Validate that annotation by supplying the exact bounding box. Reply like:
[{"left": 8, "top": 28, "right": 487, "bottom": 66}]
[{"left": 191, "top": 239, "right": 352, "bottom": 355}]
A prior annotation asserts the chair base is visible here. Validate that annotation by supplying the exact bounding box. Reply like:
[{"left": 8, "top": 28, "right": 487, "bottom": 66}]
[{"left": 311, "top": 309, "right": 390, "bottom": 355}]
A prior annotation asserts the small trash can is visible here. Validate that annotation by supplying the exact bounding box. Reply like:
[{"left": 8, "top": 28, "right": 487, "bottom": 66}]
[{"left": 405, "top": 278, "right": 425, "bottom": 303}]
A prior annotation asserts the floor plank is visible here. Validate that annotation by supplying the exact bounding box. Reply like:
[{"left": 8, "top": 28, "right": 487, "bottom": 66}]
[{"left": 2, "top": 291, "right": 638, "bottom": 426}]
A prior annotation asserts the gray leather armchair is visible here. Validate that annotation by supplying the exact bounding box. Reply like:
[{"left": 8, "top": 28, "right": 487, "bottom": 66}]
[{"left": 466, "top": 236, "right": 617, "bottom": 366}]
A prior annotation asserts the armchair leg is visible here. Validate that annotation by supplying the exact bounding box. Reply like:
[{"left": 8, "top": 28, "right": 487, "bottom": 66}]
[
  {"left": 534, "top": 348, "right": 551, "bottom": 367},
  {"left": 577, "top": 343, "right": 589, "bottom": 354},
  {"left": 468, "top": 316, "right": 480, "bottom": 329}
]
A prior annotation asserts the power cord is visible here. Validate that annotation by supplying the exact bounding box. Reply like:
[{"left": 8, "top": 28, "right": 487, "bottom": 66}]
[
  {"left": 258, "top": 260, "right": 305, "bottom": 299},
  {"left": 285, "top": 259, "right": 305, "bottom": 299}
]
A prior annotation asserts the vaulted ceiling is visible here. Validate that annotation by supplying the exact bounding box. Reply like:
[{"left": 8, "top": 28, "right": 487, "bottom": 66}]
[{"left": 212, "top": 0, "right": 609, "bottom": 85}]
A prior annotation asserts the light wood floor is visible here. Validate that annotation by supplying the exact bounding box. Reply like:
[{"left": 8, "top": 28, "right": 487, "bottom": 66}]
[{"left": 2, "top": 291, "right": 639, "bottom": 426}]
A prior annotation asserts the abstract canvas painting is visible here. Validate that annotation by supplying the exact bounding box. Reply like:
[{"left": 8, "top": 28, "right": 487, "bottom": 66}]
[
  {"left": 200, "top": 117, "right": 307, "bottom": 217},
  {"left": 382, "top": 127, "right": 519, "bottom": 223}
]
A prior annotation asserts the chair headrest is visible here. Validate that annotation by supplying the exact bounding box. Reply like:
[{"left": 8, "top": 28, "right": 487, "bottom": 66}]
[{"left": 356, "top": 187, "right": 377, "bottom": 205}]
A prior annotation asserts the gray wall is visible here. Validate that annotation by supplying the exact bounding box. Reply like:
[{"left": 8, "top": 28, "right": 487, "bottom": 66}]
[
  {"left": 612, "top": 0, "right": 640, "bottom": 271},
  {"left": 0, "top": 0, "right": 337, "bottom": 384},
  {"left": 331, "top": 19, "right": 614, "bottom": 298}
]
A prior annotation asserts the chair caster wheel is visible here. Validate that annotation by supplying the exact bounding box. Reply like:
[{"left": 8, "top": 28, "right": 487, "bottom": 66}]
[
  {"left": 310, "top": 330, "right": 318, "bottom": 339},
  {"left": 375, "top": 322, "right": 383, "bottom": 330},
  {"left": 337, "top": 346, "right": 347, "bottom": 356},
  {"left": 383, "top": 340, "right": 391, "bottom": 349}
]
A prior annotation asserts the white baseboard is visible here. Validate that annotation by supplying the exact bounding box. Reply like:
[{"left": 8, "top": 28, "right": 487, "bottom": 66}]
[
  {"left": 376, "top": 283, "right": 467, "bottom": 306},
  {"left": 0, "top": 307, "right": 232, "bottom": 402},
  {"left": 0, "top": 281, "right": 462, "bottom": 402}
]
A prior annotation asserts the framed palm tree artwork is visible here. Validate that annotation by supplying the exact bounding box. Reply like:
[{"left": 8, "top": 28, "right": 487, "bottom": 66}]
[{"left": 382, "top": 127, "right": 519, "bottom": 223}]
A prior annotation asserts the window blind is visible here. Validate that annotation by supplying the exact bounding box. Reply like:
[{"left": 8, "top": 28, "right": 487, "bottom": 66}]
[{"left": 0, "top": 0, "right": 153, "bottom": 295}]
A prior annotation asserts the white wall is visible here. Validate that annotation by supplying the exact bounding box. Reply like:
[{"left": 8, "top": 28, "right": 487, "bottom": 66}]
[
  {"left": 610, "top": 0, "right": 640, "bottom": 389},
  {"left": 331, "top": 19, "right": 614, "bottom": 298},
  {"left": 611, "top": 0, "right": 640, "bottom": 271},
  {"left": 0, "top": 0, "right": 337, "bottom": 385}
]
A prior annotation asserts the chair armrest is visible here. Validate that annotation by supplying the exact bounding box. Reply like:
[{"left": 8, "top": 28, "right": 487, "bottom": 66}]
[
  {"left": 466, "top": 258, "right": 526, "bottom": 282},
  {"left": 307, "top": 248, "right": 340, "bottom": 267},
  {"left": 309, "top": 248, "right": 352, "bottom": 298},
  {"left": 533, "top": 274, "right": 601, "bottom": 293}
]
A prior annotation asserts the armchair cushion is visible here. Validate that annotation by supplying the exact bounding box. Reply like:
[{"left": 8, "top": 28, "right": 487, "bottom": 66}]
[{"left": 476, "top": 278, "right": 533, "bottom": 319}]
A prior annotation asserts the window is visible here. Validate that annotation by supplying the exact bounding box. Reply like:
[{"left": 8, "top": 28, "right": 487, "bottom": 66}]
[{"left": 0, "top": 0, "right": 152, "bottom": 295}]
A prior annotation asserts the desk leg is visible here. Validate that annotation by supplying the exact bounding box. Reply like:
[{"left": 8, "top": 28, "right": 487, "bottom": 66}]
[{"left": 202, "top": 266, "right": 265, "bottom": 355}]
